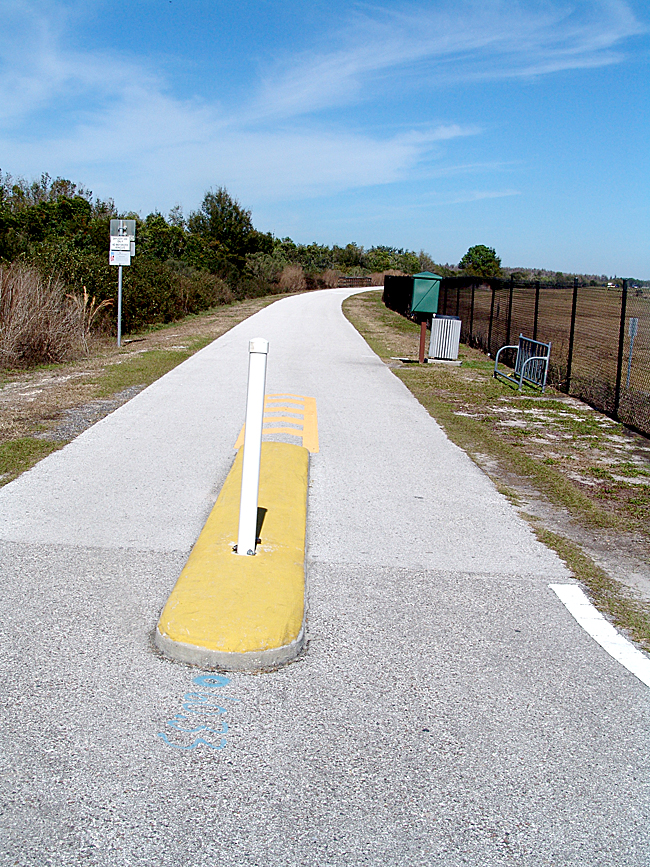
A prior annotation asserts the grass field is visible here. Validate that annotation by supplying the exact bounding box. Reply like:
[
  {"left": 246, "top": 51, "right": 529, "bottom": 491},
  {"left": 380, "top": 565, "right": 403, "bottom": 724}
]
[
  {"left": 440, "top": 283, "right": 650, "bottom": 434},
  {"left": 344, "top": 289, "right": 650, "bottom": 654}
]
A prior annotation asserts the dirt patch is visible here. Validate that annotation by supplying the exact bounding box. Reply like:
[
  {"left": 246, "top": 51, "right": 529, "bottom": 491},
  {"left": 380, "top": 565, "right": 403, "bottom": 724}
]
[{"left": 344, "top": 290, "right": 650, "bottom": 651}]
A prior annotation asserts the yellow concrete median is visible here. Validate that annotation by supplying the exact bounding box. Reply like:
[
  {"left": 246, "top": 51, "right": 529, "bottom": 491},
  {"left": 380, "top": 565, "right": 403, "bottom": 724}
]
[{"left": 155, "top": 441, "right": 309, "bottom": 670}]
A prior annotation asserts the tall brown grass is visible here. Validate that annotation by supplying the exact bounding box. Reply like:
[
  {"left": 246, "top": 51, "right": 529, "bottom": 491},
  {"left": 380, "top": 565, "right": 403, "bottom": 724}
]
[
  {"left": 0, "top": 265, "right": 108, "bottom": 367},
  {"left": 279, "top": 264, "right": 306, "bottom": 293},
  {"left": 321, "top": 268, "right": 342, "bottom": 288}
]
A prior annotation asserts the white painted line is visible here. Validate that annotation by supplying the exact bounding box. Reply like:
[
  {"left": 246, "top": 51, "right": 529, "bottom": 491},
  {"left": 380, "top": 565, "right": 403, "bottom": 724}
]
[{"left": 550, "top": 584, "right": 650, "bottom": 688}]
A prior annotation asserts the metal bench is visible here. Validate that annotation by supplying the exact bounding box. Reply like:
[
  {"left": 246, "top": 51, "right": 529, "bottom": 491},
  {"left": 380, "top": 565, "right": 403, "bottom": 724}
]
[{"left": 494, "top": 334, "right": 551, "bottom": 392}]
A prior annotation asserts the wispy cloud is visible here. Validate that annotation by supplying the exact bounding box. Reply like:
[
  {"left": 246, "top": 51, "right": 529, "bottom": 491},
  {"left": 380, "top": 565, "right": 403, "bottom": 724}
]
[
  {"left": 255, "top": 0, "right": 644, "bottom": 120},
  {"left": 444, "top": 189, "right": 522, "bottom": 205},
  {"left": 0, "top": 1, "right": 110, "bottom": 126},
  {"left": 0, "top": 0, "right": 644, "bottom": 211},
  {"left": 0, "top": 117, "right": 478, "bottom": 206}
]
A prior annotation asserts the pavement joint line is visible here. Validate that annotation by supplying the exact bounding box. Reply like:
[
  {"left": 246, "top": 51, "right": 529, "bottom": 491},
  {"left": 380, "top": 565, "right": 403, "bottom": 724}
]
[
  {"left": 550, "top": 584, "right": 650, "bottom": 687},
  {"left": 155, "top": 441, "right": 310, "bottom": 671}
]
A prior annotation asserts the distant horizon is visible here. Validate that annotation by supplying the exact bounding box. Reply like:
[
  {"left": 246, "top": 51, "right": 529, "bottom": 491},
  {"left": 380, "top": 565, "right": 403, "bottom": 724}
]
[{"left": 1, "top": 1, "right": 648, "bottom": 277}]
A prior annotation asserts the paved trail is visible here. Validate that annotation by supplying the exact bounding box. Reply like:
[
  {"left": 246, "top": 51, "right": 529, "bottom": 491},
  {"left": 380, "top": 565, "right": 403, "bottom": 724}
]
[{"left": 1, "top": 289, "right": 648, "bottom": 866}]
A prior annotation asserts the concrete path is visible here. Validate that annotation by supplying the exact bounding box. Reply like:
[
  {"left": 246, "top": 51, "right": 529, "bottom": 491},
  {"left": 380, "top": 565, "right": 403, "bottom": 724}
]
[{"left": 1, "top": 288, "right": 648, "bottom": 866}]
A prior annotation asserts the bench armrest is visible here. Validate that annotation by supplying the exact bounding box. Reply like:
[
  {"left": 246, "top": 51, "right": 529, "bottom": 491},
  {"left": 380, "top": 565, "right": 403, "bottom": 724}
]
[{"left": 494, "top": 344, "right": 519, "bottom": 372}]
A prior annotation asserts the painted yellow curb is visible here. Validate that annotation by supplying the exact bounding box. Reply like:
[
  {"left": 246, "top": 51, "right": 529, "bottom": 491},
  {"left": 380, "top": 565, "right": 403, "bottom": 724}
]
[{"left": 155, "top": 441, "right": 309, "bottom": 670}]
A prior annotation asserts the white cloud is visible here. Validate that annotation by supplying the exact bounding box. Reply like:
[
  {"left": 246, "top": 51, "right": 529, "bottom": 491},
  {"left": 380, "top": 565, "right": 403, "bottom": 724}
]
[
  {"left": 0, "top": 118, "right": 478, "bottom": 208},
  {"left": 0, "top": 1, "right": 109, "bottom": 125},
  {"left": 444, "top": 189, "right": 522, "bottom": 205},
  {"left": 253, "top": 0, "right": 645, "bottom": 120},
  {"left": 0, "top": 0, "right": 644, "bottom": 211}
]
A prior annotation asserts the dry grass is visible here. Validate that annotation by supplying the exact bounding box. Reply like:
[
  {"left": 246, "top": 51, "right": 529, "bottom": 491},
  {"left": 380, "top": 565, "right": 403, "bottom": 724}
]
[
  {"left": 0, "top": 265, "right": 92, "bottom": 366},
  {"left": 0, "top": 265, "right": 111, "bottom": 367},
  {"left": 279, "top": 265, "right": 307, "bottom": 293},
  {"left": 65, "top": 286, "right": 113, "bottom": 353},
  {"left": 321, "top": 269, "right": 342, "bottom": 288}
]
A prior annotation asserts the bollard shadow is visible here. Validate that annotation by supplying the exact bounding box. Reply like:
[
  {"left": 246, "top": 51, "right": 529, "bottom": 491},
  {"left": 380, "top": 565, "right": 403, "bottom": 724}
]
[{"left": 256, "top": 507, "right": 267, "bottom": 544}]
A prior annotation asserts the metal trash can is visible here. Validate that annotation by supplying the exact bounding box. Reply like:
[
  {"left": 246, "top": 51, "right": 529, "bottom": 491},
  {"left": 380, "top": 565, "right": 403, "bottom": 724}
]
[{"left": 429, "top": 315, "right": 461, "bottom": 360}]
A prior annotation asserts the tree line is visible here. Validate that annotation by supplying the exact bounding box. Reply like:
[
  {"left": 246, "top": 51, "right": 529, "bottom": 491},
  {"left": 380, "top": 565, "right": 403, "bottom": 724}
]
[
  {"left": 0, "top": 172, "right": 445, "bottom": 334},
  {"left": 1, "top": 171, "right": 643, "bottom": 344}
]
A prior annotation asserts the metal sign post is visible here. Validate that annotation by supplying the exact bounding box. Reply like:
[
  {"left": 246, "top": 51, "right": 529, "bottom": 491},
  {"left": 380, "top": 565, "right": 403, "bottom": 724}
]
[
  {"left": 109, "top": 220, "right": 136, "bottom": 347},
  {"left": 117, "top": 266, "right": 123, "bottom": 347}
]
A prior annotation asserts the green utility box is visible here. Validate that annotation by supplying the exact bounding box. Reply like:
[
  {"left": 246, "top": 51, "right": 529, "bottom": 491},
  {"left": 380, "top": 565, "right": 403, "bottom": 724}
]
[{"left": 411, "top": 271, "right": 441, "bottom": 315}]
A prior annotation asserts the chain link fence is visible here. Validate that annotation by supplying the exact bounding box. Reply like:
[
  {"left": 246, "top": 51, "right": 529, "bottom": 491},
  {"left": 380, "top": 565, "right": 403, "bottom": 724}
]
[{"left": 433, "top": 277, "right": 650, "bottom": 437}]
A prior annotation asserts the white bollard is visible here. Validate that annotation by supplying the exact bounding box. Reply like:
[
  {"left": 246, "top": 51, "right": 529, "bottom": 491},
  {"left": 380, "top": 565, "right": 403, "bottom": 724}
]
[{"left": 236, "top": 338, "right": 269, "bottom": 555}]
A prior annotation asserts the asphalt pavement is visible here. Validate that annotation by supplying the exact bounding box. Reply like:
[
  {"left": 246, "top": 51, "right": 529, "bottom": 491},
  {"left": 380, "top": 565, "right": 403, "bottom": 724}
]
[{"left": 1, "top": 288, "right": 648, "bottom": 866}]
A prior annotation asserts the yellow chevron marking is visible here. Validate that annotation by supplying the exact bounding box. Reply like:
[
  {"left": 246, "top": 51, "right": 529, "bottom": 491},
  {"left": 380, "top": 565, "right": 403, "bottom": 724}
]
[{"left": 234, "top": 393, "right": 319, "bottom": 453}]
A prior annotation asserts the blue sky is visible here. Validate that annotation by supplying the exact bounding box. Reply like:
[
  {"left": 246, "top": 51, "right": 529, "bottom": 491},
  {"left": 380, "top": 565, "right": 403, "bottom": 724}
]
[{"left": 1, "top": 0, "right": 648, "bottom": 276}]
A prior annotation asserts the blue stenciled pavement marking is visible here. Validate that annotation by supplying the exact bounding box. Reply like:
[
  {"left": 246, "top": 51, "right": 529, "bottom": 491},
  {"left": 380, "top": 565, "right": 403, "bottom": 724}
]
[
  {"left": 193, "top": 675, "right": 230, "bottom": 687},
  {"left": 158, "top": 674, "right": 239, "bottom": 750}
]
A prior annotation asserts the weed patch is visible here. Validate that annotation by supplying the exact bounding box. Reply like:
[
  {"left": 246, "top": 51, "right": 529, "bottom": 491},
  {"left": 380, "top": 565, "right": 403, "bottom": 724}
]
[
  {"left": 90, "top": 348, "right": 194, "bottom": 397},
  {"left": 0, "top": 437, "right": 63, "bottom": 485}
]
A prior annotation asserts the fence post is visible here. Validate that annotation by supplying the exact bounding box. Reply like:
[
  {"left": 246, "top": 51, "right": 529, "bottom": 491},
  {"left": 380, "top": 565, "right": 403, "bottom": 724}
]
[
  {"left": 506, "top": 276, "right": 514, "bottom": 346},
  {"left": 456, "top": 284, "right": 460, "bottom": 317},
  {"left": 237, "top": 338, "right": 269, "bottom": 556},
  {"left": 533, "top": 281, "right": 540, "bottom": 341},
  {"left": 487, "top": 282, "right": 496, "bottom": 356},
  {"left": 443, "top": 281, "right": 449, "bottom": 315},
  {"left": 614, "top": 280, "right": 629, "bottom": 419},
  {"left": 418, "top": 320, "right": 427, "bottom": 364},
  {"left": 565, "top": 278, "right": 579, "bottom": 394},
  {"left": 469, "top": 283, "right": 475, "bottom": 343}
]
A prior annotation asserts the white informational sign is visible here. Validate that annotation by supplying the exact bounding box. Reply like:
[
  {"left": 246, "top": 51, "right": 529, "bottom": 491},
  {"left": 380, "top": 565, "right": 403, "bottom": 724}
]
[
  {"left": 110, "top": 236, "right": 131, "bottom": 252},
  {"left": 110, "top": 219, "right": 136, "bottom": 239},
  {"left": 110, "top": 250, "right": 131, "bottom": 266},
  {"left": 109, "top": 220, "right": 136, "bottom": 346}
]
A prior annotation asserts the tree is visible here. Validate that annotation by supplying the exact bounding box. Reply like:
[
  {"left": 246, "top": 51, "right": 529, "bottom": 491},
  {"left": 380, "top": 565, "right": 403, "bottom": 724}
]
[
  {"left": 364, "top": 247, "right": 392, "bottom": 272},
  {"left": 332, "top": 242, "right": 364, "bottom": 270},
  {"left": 139, "top": 212, "right": 187, "bottom": 262},
  {"left": 418, "top": 250, "right": 437, "bottom": 272},
  {"left": 458, "top": 244, "right": 502, "bottom": 278},
  {"left": 187, "top": 187, "right": 270, "bottom": 272},
  {"left": 395, "top": 250, "right": 420, "bottom": 274}
]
